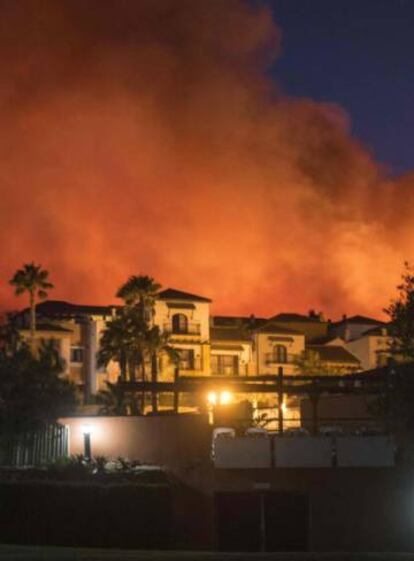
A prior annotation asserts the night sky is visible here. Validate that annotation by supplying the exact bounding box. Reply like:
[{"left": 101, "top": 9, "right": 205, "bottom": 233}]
[
  {"left": 1, "top": 1, "right": 413, "bottom": 319},
  {"left": 270, "top": 0, "right": 414, "bottom": 175}
]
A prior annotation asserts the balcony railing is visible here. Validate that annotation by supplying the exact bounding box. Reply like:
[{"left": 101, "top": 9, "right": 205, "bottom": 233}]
[
  {"left": 265, "top": 353, "right": 296, "bottom": 365},
  {"left": 164, "top": 322, "right": 201, "bottom": 336},
  {"left": 179, "top": 358, "right": 202, "bottom": 371}
]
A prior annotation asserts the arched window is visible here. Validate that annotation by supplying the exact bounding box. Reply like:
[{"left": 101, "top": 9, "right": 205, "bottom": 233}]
[
  {"left": 273, "top": 344, "right": 287, "bottom": 363},
  {"left": 172, "top": 313, "right": 188, "bottom": 334}
]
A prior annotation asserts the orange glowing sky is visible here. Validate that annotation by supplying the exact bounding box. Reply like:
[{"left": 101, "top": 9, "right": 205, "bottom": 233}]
[{"left": 0, "top": 0, "right": 413, "bottom": 320}]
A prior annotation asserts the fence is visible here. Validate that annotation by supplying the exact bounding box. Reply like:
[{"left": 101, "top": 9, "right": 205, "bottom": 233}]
[
  {"left": 0, "top": 423, "right": 68, "bottom": 467},
  {"left": 213, "top": 433, "right": 396, "bottom": 469}
]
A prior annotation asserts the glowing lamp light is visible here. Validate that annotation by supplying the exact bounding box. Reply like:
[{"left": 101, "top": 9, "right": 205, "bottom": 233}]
[
  {"left": 207, "top": 390, "right": 234, "bottom": 406},
  {"left": 280, "top": 403, "right": 288, "bottom": 414},
  {"left": 81, "top": 424, "right": 93, "bottom": 436},
  {"left": 219, "top": 391, "right": 233, "bottom": 405},
  {"left": 207, "top": 391, "right": 217, "bottom": 406}
]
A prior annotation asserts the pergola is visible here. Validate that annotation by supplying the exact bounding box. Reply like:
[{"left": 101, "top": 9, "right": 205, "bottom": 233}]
[{"left": 120, "top": 367, "right": 392, "bottom": 434}]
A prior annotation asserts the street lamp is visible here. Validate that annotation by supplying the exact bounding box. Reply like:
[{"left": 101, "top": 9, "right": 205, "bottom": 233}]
[
  {"left": 219, "top": 391, "right": 233, "bottom": 405},
  {"left": 81, "top": 424, "right": 93, "bottom": 461},
  {"left": 207, "top": 391, "right": 218, "bottom": 406}
]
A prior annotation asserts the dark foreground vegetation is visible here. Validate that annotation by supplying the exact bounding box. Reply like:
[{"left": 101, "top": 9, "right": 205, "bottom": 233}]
[{"left": 0, "top": 472, "right": 171, "bottom": 549}]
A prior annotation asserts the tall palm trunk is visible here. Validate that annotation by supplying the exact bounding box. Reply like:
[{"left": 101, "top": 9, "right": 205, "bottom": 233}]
[
  {"left": 127, "top": 355, "right": 141, "bottom": 415},
  {"left": 128, "top": 356, "right": 136, "bottom": 382},
  {"left": 151, "top": 352, "right": 158, "bottom": 413},
  {"left": 140, "top": 350, "right": 146, "bottom": 414},
  {"left": 29, "top": 290, "right": 36, "bottom": 342},
  {"left": 119, "top": 352, "right": 127, "bottom": 382}
]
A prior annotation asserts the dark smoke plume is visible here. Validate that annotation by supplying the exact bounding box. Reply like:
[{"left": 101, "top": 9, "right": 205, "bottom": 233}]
[{"left": 0, "top": 0, "right": 411, "bottom": 318}]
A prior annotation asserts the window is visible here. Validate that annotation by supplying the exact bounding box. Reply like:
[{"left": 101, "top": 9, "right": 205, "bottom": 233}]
[
  {"left": 172, "top": 313, "right": 188, "bottom": 334},
  {"left": 178, "top": 349, "right": 194, "bottom": 370},
  {"left": 211, "top": 355, "right": 239, "bottom": 376},
  {"left": 273, "top": 345, "right": 287, "bottom": 363},
  {"left": 70, "top": 346, "right": 84, "bottom": 364}
]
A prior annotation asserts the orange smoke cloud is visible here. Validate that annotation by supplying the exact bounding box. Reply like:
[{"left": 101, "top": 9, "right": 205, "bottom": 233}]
[{"left": 0, "top": 0, "right": 411, "bottom": 318}]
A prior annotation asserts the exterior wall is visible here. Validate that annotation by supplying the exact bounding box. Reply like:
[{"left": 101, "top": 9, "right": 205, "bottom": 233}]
[
  {"left": 344, "top": 337, "right": 371, "bottom": 370},
  {"left": 367, "top": 334, "right": 392, "bottom": 368},
  {"left": 58, "top": 337, "right": 71, "bottom": 375},
  {"left": 254, "top": 332, "right": 305, "bottom": 375},
  {"left": 60, "top": 414, "right": 211, "bottom": 466},
  {"left": 154, "top": 300, "right": 210, "bottom": 376},
  {"left": 346, "top": 334, "right": 391, "bottom": 370},
  {"left": 213, "top": 467, "right": 414, "bottom": 552},
  {"left": 274, "top": 321, "right": 328, "bottom": 341},
  {"left": 332, "top": 321, "right": 383, "bottom": 342},
  {"left": 210, "top": 341, "right": 253, "bottom": 376},
  {"left": 154, "top": 300, "right": 210, "bottom": 342}
]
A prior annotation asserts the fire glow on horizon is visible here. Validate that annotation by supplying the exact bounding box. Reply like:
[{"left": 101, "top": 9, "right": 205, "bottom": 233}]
[{"left": 0, "top": 0, "right": 412, "bottom": 318}]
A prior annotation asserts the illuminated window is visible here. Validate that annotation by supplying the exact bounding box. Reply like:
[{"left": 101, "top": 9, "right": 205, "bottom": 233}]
[
  {"left": 172, "top": 313, "right": 188, "bottom": 334},
  {"left": 70, "top": 346, "right": 84, "bottom": 363},
  {"left": 211, "top": 355, "right": 239, "bottom": 376},
  {"left": 273, "top": 345, "right": 287, "bottom": 363}
]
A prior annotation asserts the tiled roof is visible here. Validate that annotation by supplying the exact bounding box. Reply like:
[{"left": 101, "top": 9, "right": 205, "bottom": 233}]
[
  {"left": 332, "top": 315, "right": 386, "bottom": 327},
  {"left": 158, "top": 288, "right": 211, "bottom": 303},
  {"left": 309, "top": 335, "right": 342, "bottom": 345},
  {"left": 256, "top": 322, "right": 304, "bottom": 335},
  {"left": 307, "top": 345, "right": 360, "bottom": 364},
  {"left": 270, "top": 313, "right": 324, "bottom": 324},
  {"left": 32, "top": 300, "right": 115, "bottom": 317},
  {"left": 212, "top": 315, "right": 267, "bottom": 329},
  {"left": 210, "top": 326, "right": 251, "bottom": 342}
]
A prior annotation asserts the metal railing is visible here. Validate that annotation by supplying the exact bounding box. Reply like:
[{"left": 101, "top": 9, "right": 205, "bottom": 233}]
[
  {"left": 164, "top": 322, "right": 201, "bottom": 336},
  {"left": 265, "top": 353, "right": 296, "bottom": 365},
  {"left": 0, "top": 423, "right": 69, "bottom": 467}
]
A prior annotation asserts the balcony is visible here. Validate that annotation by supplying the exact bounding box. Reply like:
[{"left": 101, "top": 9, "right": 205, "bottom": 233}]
[
  {"left": 164, "top": 322, "right": 201, "bottom": 336},
  {"left": 178, "top": 357, "right": 202, "bottom": 371},
  {"left": 265, "top": 353, "right": 296, "bottom": 365}
]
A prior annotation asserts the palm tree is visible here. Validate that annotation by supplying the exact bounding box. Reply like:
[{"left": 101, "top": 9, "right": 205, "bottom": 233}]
[
  {"left": 145, "top": 326, "right": 179, "bottom": 412},
  {"left": 98, "top": 313, "right": 130, "bottom": 381},
  {"left": 116, "top": 275, "right": 160, "bottom": 322},
  {"left": 116, "top": 275, "right": 162, "bottom": 410},
  {"left": 97, "top": 381, "right": 135, "bottom": 415},
  {"left": 9, "top": 263, "right": 54, "bottom": 341},
  {"left": 105, "top": 275, "right": 176, "bottom": 413}
]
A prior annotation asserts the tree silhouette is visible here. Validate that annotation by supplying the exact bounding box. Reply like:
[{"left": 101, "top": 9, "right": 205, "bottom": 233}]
[{"left": 9, "top": 263, "right": 53, "bottom": 341}]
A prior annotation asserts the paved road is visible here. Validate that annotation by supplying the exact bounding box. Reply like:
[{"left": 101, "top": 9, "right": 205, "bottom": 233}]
[{"left": 0, "top": 545, "right": 413, "bottom": 561}]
